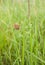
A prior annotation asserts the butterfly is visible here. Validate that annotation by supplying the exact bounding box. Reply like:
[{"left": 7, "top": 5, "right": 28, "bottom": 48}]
[{"left": 13, "top": 23, "right": 20, "bottom": 30}]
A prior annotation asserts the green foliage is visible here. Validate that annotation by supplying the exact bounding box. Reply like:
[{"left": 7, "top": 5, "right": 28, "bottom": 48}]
[{"left": 0, "top": 0, "right": 45, "bottom": 65}]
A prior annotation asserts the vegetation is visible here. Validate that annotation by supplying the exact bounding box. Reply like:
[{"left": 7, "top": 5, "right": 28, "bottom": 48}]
[{"left": 0, "top": 0, "right": 45, "bottom": 65}]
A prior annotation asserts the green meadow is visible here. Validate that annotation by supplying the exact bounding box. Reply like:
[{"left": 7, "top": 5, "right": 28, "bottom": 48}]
[{"left": 0, "top": 0, "right": 45, "bottom": 65}]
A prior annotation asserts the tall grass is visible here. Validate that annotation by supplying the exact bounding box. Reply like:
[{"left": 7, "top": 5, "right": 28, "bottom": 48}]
[{"left": 0, "top": 0, "right": 45, "bottom": 65}]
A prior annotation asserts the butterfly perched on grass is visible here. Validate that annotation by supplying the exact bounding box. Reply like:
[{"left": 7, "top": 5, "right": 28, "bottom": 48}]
[{"left": 13, "top": 23, "right": 20, "bottom": 30}]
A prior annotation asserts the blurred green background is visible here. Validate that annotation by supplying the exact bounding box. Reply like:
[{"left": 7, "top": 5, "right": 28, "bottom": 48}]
[{"left": 0, "top": 0, "right": 45, "bottom": 65}]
